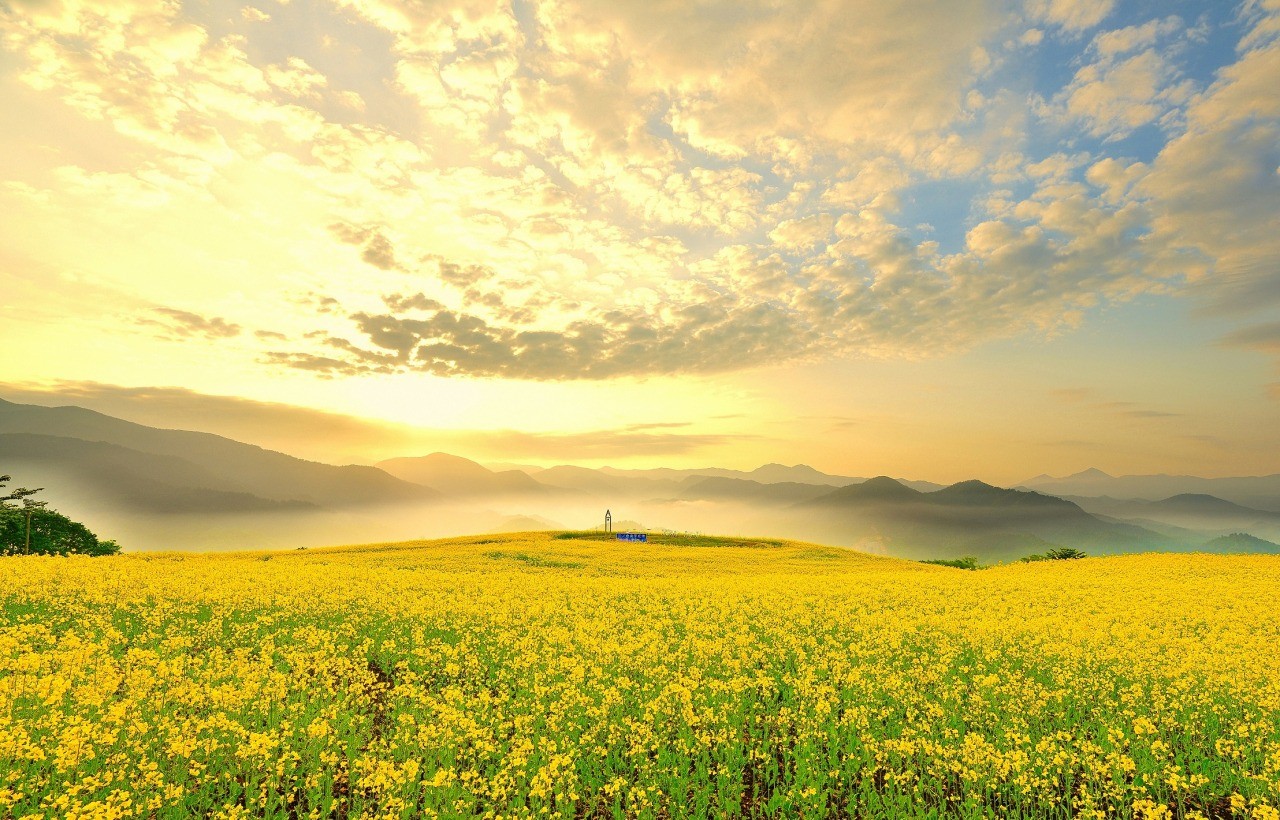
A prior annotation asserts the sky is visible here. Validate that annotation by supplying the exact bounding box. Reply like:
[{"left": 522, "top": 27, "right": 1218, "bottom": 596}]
[{"left": 1, "top": 0, "right": 1278, "bottom": 484}]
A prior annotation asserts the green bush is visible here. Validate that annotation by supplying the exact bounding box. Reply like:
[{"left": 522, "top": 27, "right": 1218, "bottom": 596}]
[
  {"left": 920, "top": 556, "right": 980, "bottom": 570},
  {"left": 1021, "top": 547, "right": 1087, "bottom": 562}
]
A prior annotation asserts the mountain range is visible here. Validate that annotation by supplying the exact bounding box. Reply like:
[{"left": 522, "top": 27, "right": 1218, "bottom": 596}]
[
  {"left": 782, "top": 477, "right": 1177, "bottom": 561},
  {"left": 2, "top": 396, "right": 1278, "bottom": 558},
  {"left": 1021, "top": 469, "right": 1280, "bottom": 512},
  {"left": 377, "top": 453, "right": 562, "bottom": 499}
]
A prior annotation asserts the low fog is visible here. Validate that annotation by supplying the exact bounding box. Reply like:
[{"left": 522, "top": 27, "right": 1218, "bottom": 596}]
[{"left": 31, "top": 486, "right": 825, "bottom": 554}]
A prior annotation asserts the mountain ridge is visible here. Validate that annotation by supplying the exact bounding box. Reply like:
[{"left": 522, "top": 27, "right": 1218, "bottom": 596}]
[
  {"left": 377, "top": 452, "right": 568, "bottom": 498},
  {"left": 0, "top": 398, "right": 437, "bottom": 508}
]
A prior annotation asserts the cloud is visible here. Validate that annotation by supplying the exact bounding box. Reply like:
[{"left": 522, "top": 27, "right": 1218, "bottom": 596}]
[
  {"left": 1046, "top": 17, "right": 1193, "bottom": 141},
  {"left": 264, "top": 57, "right": 327, "bottom": 100},
  {"left": 1091, "top": 16, "right": 1182, "bottom": 57},
  {"left": 266, "top": 292, "right": 819, "bottom": 379},
  {"left": 266, "top": 172, "right": 1170, "bottom": 379},
  {"left": 1058, "top": 48, "right": 1191, "bottom": 140},
  {"left": 800, "top": 414, "right": 861, "bottom": 432},
  {"left": 2, "top": 0, "right": 1278, "bottom": 390},
  {"left": 1030, "top": 0, "right": 1116, "bottom": 32},
  {"left": 1041, "top": 439, "right": 1105, "bottom": 449},
  {"left": 328, "top": 222, "right": 404, "bottom": 272},
  {"left": 1219, "top": 321, "right": 1280, "bottom": 354},
  {"left": 1180, "top": 434, "right": 1229, "bottom": 449},
  {"left": 449, "top": 426, "right": 758, "bottom": 461},
  {"left": 1137, "top": 33, "right": 1280, "bottom": 317},
  {"left": 769, "top": 215, "right": 836, "bottom": 252},
  {"left": 1092, "top": 401, "right": 1183, "bottom": 420},
  {"left": 143, "top": 307, "right": 242, "bottom": 340},
  {"left": 1084, "top": 158, "right": 1146, "bottom": 203},
  {"left": 1048, "top": 387, "right": 1094, "bottom": 403},
  {"left": 1116, "top": 409, "right": 1182, "bottom": 420}
]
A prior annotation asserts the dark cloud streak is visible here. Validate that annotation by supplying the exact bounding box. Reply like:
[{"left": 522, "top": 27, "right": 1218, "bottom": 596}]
[{"left": 142, "top": 307, "right": 241, "bottom": 340}]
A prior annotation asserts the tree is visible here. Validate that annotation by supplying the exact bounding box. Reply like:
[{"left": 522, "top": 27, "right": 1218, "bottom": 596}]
[
  {"left": 1, "top": 473, "right": 119, "bottom": 556},
  {"left": 21, "top": 498, "right": 48, "bottom": 555},
  {"left": 0, "top": 473, "right": 43, "bottom": 505}
]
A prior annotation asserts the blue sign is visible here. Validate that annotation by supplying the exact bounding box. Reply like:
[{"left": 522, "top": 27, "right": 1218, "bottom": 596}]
[{"left": 616, "top": 532, "right": 647, "bottom": 542}]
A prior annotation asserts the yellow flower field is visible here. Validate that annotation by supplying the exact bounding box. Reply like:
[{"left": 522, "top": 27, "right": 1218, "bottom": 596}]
[{"left": 1, "top": 532, "right": 1278, "bottom": 819}]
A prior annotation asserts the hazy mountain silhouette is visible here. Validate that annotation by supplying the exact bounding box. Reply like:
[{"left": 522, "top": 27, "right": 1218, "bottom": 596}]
[
  {"left": 0, "top": 433, "right": 314, "bottom": 514},
  {"left": 6, "top": 395, "right": 1278, "bottom": 558},
  {"left": 0, "top": 398, "right": 437, "bottom": 509},
  {"left": 1021, "top": 469, "right": 1280, "bottom": 512},
  {"left": 1200, "top": 532, "right": 1280, "bottom": 553},
  {"left": 930, "top": 480, "right": 1078, "bottom": 508},
  {"left": 488, "top": 513, "right": 565, "bottom": 533},
  {"left": 959, "top": 531, "right": 1063, "bottom": 557},
  {"left": 793, "top": 477, "right": 1176, "bottom": 561},
  {"left": 806, "top": 475, "right": 924, "bottom": 503},
  {"left": 1024, "top": 467, "right": 1113, "bottom": 483},
  {"left": 506, "top": 463, "right": 944, "bottom": 496},
  {"left": 674, "top": 476, "right": 837, "bottom": 505},
  {"left": 1153, "top": 493, "right": 1279, "bottom": 517},
  {"left": 594, "top": 463, "right": 872, "bottom": 486},
  {"left": 528, "top": 465, "right": 682, "bottom": 497},
  {"left": 377, "top": 452, "right": 565, "bottom": 498},
  {"left": 1066, "top": 493, "right": 1280, "bottom": 541},
  {"left": 747, "top": 463, "right": 855, "bottom": 485}
]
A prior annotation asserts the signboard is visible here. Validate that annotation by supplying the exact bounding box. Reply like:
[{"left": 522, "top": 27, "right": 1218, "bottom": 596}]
[{"left": 616, "top": 532, "right": 647, "bottom": 542}]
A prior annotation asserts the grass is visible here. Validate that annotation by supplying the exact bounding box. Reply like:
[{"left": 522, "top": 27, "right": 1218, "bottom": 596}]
[
  {"left": 919, "top": 556, "right": 981, "bottom": 570},
  {"left": 552, "top": 530, "right": 790, "bottom": 549},
  {"left": 483, "top": 550, "right": 586, "bottom": 569},
  {"left": 0, "top": 531, "right": 1278, "bottom": 819}
]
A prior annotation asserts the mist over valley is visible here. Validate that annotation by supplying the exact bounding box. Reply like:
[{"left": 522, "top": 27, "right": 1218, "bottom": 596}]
[{"left": 4, "top": 396, "right": 1277, "bottom": 561}]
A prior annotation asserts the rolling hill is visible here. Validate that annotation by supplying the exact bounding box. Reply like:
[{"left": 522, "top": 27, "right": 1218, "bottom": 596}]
[
  {"left": 1066, "top": 493, "right": 1280, "bottom": 542},
  {"left": 0, "top": 433, "right": 313, "bottom": 514},
  {"left": 1200, "top": 533, "right": 1280, "bottom": 553},
  {"left": 0, "top": 398, "right": 438, "bottom": 509},
  {"left": 793, "top": 477, "right": 1177, "bottom": 561}
]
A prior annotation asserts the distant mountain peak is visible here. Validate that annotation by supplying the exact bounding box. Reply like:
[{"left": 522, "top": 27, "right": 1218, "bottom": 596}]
[
  {"left": 748, "top": 462, "right": 848, "bottom": 485},
  {"left": 849, "top": 476, "right": 920, "bottom": 498},
  {"left": 932, "top": 479, "right": 1077, "bottom": 510},
  {"left": 862, "top": 475, "right": 908, "bottom": 487},
  {"left": 1021, "top": 467, "right": 1114, "bottom": 487},
  {"left": 378, "top": 450, "right": 488, "bottom": 470},
  {"left": 422, "top": 451, "right": 483, "bottom": 465},
  {"left": 754, "top": 462, "right": 818, "bottom": 472},
  {"left": 800, "top": 475, "right": 921, "bottom": 507},
  {"left": 1067, "top": 468, "right": 1113, "bottom": 480},
  {"left": 1153, "top": 493, "right": 1270, "bottom": 516},
  {"left": 376, "top": 451, "right": 565, "bottom": 498},
  {"left": 946, "top": 479, "right": 998, "bottom": 491},
  {"left": 1201, "top": 532, "right": 1280, "bottom": 553}
]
